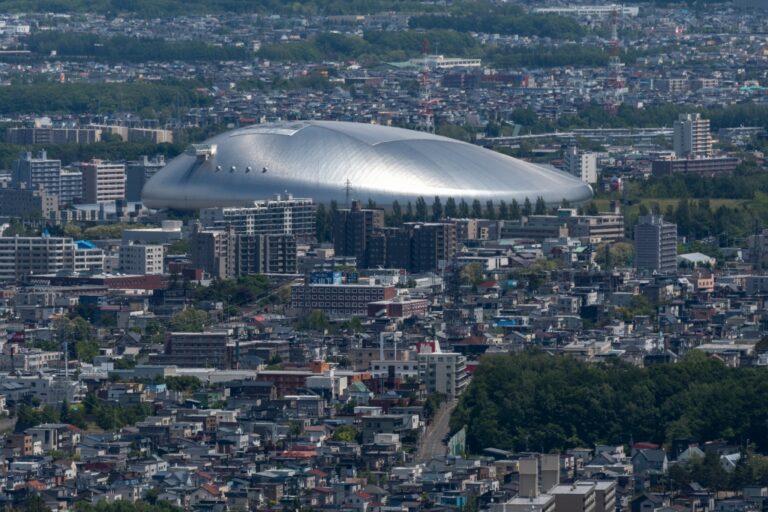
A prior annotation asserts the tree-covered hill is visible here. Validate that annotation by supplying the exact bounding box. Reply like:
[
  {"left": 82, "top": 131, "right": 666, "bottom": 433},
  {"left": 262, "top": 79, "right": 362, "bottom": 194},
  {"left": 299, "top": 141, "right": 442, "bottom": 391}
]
[{"left": 451, "top": 351, "right": 768, "bottom": 454}]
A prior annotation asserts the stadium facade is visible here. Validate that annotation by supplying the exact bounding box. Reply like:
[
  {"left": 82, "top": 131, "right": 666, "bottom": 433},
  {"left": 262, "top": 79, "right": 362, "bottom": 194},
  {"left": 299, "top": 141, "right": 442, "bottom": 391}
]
[{"left": 142, "top": 121, "right": 593, "bottom": 209}]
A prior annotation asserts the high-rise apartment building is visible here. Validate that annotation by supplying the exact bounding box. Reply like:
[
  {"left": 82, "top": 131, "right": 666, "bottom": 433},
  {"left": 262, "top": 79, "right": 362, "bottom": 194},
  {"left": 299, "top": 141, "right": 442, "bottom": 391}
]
[
  {"left": 0, "top": 236, "right": 103, "bottom": 280},
  {"left": 11, "top": 151, "right": 62, "bottom": 197},
  {"left": 59, "top": 169, "right": 83, "bottom": 204},
  {"left": 564, "top": 146, "right": 598, "bottom": 184},
  {"left": 673, "top": 113, "right": 712, "bottom": 158},
  {"left": 81, "top": 160, "right": 126, "bottom": 203},
  {"left": 199, "top": 194, "right": 316, "bottom": 240},
  {"left": 417, "top": 340, "right": 468, "bottom": 400},
  {"left": 333, "top": 200, "right": 385, "bottom": 267},
  {"left": 190, "top": 224, "right": 236, "bottom": 280},
  {"left": 120, "top": 243, "right": 165, "bottom": 275},
  {"left": 635, "top": 215, "right": 678, "bottom": 275},
  {"left": 126, "top": 155, "right": 166, "bottom": 202},
  {"left": 407, "top": 222, "right": 458, "bottom": 273},
  {"left": 236, "top": 234, "right": 297, "bottom": 275},
  {"left": 0, "top": 183, "right": 58, "bottom": 218},
  {"left": 157, "top": 331, "right": 235, "bottom": 369},
  {"left": 550, "top": 483, "right": 597, "bottom": 512}
]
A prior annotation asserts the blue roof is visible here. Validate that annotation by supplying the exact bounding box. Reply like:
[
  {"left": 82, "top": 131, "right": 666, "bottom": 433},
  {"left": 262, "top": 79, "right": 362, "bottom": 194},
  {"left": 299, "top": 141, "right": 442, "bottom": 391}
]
[{"left": 75, "top": 240, "right": 97, "bottom": 249}]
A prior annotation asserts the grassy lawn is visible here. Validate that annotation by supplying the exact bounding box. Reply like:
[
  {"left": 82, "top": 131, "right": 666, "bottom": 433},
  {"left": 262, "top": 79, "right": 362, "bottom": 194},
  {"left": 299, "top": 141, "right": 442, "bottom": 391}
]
[{"left": 591, "top": 197, "right": 748, "bottom": 214}]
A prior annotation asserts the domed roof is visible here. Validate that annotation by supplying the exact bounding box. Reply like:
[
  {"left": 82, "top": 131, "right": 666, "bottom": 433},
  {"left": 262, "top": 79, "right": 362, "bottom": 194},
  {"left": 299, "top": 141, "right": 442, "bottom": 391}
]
[{"left": 142, "top": 120, "right": 593, "bottom": 209}]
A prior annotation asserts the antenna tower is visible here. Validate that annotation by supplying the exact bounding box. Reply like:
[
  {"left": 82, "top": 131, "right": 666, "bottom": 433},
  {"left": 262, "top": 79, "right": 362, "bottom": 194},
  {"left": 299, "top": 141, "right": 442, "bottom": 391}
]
[
  {"left": 605, "top": 6, "right": 625, "bottom": 115},
  {"left": 419, "top": 37, "right": 435, "bottom": 134},
  {"left": 344, "top": 178, "right": 352, "bottom": 207}
]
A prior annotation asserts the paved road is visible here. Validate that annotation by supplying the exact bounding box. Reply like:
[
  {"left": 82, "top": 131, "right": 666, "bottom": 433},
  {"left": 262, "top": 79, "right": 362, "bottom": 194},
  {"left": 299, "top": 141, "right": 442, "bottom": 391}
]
[{"left": 416, "top": 400, "right": 457, "bottom": 463}]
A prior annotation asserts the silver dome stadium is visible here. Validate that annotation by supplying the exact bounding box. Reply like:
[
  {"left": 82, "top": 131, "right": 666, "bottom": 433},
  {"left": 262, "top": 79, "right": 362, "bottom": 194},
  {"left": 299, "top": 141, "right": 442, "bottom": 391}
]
[{"left": 142, "top": 120, "right": 593, "bottom": 209}]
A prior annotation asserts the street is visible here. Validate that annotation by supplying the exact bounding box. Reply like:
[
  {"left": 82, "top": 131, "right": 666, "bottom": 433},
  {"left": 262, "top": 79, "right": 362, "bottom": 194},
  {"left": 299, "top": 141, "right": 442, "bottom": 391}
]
[{"left": 416, "top": 400, "right": 457, "bottom": 463}]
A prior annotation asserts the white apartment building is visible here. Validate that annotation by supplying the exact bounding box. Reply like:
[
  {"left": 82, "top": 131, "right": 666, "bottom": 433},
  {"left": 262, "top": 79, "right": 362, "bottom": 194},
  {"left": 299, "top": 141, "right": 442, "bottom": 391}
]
[
  {"left": 417, "top": 341, "right": 469, "bottom": 400},
  {"left": 74, "top": 242, "right": 105, "bottom": 273},
  {"left": 0, "top": 236, "right": 104, "bottom": 280},
  {"left": 564, "top": 146, "right": 598, "bottom": 184},
  {"left": 0, "top": 236, "right": 74, "bottom": 281},
  {"left": 81, "top": 159, "right": 126, "bottom": 203},
  {"left": 200, "top": 194, "right": 316, "bottom": 239},
  {"left": 533, "top": 5, "right": 639, "bottom": 17},
  {"left": 673, "top": 113, "right": 712, "bottom": 159},
  {"left": 0, "top": 373, "right": 86, "bottom": 405},
  {"left": 120, "top": 243, "right": 165, "bottom": 275}
]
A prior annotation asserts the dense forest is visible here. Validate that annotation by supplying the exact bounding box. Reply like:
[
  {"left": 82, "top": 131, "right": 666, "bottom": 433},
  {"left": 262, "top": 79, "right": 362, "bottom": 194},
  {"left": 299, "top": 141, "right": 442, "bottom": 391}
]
[
  {"left": 0, "top": 0, "right": 438, "bottom": 16},
  {"left": 26, "top": 32, "right": 249, "bottom": 62},
  {"left": 258, "top": 30, "right": 481, "bottom": 63},
  {"left": 0, "top": 140, "right": 183, "bottom": 169},
  {"left": 0, "top": 0, "right": 729, "bottom": 16},
  {"left": 0, "top": 82, "right": 209, "bottom": 115},
  {"left": 409, "top": 7, "right": 586, "bottom": 39},
  {"left": 615, "top": 167, "right": 768, "bottom": 243},
  {"left": 451, "top": 351, "right": 768, "bottom": 454},
  {"left": 257, "top": 30, "right": 608, "bottom": 66}
]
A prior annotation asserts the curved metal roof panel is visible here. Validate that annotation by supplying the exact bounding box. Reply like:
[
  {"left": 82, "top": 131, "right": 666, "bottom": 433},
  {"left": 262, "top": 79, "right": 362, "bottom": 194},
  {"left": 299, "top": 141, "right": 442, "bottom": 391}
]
[{"left": 142, "top": 120, "right": 593, "bottom": 209}]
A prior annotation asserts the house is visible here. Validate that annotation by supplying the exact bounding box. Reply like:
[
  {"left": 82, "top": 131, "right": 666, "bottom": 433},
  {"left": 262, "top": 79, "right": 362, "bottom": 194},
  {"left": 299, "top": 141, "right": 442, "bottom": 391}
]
[
  {"left": 720, "top": 453, "right": 741, "bottom": 472},
  {"left": 632, "top": 448, "right": 668, "bottom": 476},
  {"left": 632, "top": 493, "right": 670, "bottom": 512}
]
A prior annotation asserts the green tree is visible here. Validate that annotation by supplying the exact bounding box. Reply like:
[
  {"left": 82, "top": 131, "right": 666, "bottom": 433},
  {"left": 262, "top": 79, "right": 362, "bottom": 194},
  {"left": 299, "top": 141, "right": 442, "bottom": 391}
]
[
  {"left": 460, "top": 262, "right": 484, "bottom": 286},
  {"left": 168, "top": 308, "right": 209, "bottom": 332},
  {"left": 415, "top": 196, "right": 428, "bottom": 221},
  {"left": 332, "top": 425, "right": 359, "bottom": 442},
  {"left": 458, "top": 199, "right": 470, "bottom": 218},
  {"left": 510, "top": 199, "right": 521, "bottom": 220},
  {"left": 522, "top": 197, "right": 532, "bottom": 216},
  {"left": 534, "top": 196, "right": 547, "bottom": 215},
  {"left": 471, "top": 199, "right": 483, "bottom": 218},
  {"left": 445, "top": 197, "right": 458, "bottom": 219},
  {"left": 299, "top": 310, "right": 331, "bottom": 332},
  {"left": 498, "top": 200, "right": 508, "bottom": 220},
  {"left": 431, "top": 196, "right": 443, "bottom": 221},
  {"left": 390, "top": 200, "right": 403, "bottom": 226}
]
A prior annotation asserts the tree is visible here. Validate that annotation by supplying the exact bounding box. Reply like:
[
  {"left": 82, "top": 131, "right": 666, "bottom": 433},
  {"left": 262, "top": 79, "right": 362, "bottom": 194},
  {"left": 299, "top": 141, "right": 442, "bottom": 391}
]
[
  {"left": 485, "top": 200, "right": 496, "bottom": 220},
  {"left": 431, "top": 196, "right": 443, "bottom": 221},
  {"left": 458, "top": 199, "right": 470, "bottom": 218},
  {"left": 298, "top": 310, "right": 331, "bottom": 332},
  {"left": 498, "top": 200, "right": 509, "bottom": 220},
  {"left": 471, "top": 199, "right": 483, "bottom": 218},
  {"left": 332, "top": 425, "right": 359, "bottom": 443},
  {"left": 21, "top": 494, "right": 51, "bottom": 512},
  {"left": 460, "top": 262, "right": 484, "bottom": 286},
  {"left": 169, "top": 308, "right": 209, "bottom": 332},
  {"left": 452, "top": 351, "right": 768, "bottom": 455},
  {"left": 15, "top": 403, "right": 42, "bottom": 432},
  {"left": 534, "top": 196, "right": 547, "bottom": 215},
  {"left": 316, "top": 203, "right": 330, "bottom": 241},
  {"left": 164, "top": 376, "right": 202, "bottom": 393},
  {"left": 390, "top": 200, "right": 403, "bottom": 226},
  {"left": 75, "top": 339, "right": 99, "bottom": 363},
  {"left": 415, "top": 196, "right": 428, "bottom": 221},
  {"left": 522, "top": 197, "right": 532, "bottom": 216},
  {"left": 405, "top": 201, "right": 414, "bottom": 222},
  {"left": 445, "top": 197, "right": 458, "bottom": 219},
  {"left": 167, "top": 239, "right": 189, "bottom": 255},
  {"left": 510, "top": 199, "right": 521, "bottom": 220}
]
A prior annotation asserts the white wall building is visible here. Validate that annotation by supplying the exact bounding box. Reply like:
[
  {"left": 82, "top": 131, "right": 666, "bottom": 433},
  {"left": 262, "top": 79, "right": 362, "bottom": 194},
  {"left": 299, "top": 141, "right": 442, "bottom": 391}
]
[
  {"left": 564, "top": 147, "right": 598, "bottom": 184},
  {"left": 120, "top": 243, "right": 165, "bottom": 275},
  {"left": 81, "top": 160, "right": 126, "bottom": 203},
  {"left": 673, "top": 113, "right": 712, "bottom": 159},
  {"left": 0, "top": 235, "right": 75, "bottom": 280},
  {"left": 417, "top": 341, "right": 469, "bottom": 400}
]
